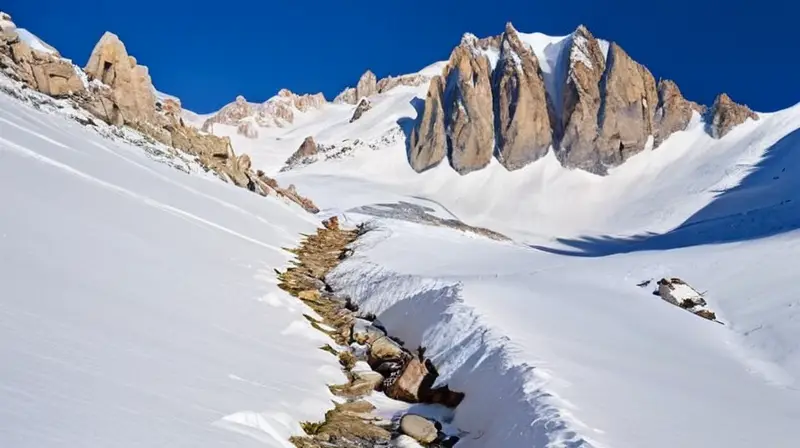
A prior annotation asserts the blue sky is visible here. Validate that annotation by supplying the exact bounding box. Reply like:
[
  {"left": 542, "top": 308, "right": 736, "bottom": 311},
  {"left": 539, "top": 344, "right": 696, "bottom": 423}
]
[{"left": 7, "top": 1, "right": 796, "bottom": 113}]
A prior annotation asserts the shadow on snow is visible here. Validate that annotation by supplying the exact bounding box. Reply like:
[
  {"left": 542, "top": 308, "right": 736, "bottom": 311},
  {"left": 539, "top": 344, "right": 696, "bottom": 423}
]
[{"left": 532, "top": 127, "right": 800, "bottom": 257}]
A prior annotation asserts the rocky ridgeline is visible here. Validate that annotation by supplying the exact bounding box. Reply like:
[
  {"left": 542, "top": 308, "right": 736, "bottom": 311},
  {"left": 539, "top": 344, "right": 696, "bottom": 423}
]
[
  {"left": 411, "top": 23, "right": 759, "bottom": 175},
  {"left": 278, "top": 217, "right": 463, "bottom": 447},
  {"left": 0, "top": 12, "right": 317, "bottom": 213},
  {"left": 201, "top": 89, "right": 327, "bottom": 134},
  {"left": 333, "top": 70, "right": 430, "bottom": 106}
]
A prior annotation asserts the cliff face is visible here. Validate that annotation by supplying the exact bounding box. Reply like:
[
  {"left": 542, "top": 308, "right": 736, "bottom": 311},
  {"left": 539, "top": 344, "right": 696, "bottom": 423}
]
[{"left": 409, "top": 23, "right": 759, "bottom": 176}]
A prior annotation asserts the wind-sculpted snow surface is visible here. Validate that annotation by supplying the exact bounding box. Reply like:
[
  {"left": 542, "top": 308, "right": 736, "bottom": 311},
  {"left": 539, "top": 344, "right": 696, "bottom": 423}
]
[
  {"left": 326, "top": 217, "right": 800, "bottom": 448},
  {"left": 0, "top": 85, "right": 350, "bottom": 448}
]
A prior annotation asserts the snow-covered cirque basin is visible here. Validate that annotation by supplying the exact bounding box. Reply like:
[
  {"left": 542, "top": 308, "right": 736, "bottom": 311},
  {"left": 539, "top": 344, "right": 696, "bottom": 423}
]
[{"left": 2, "top": 81, "right": 800, "bottom": 448}]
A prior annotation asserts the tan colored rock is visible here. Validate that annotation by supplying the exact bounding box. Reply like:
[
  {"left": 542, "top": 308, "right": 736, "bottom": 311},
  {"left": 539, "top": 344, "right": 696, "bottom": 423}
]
[
  {"left": 595, "top": 42, "right": 658, "bottom": 168},
  {"left": 84, "top": 32, "right": 157, "bottom": 126},
  {"left": 333, "top": 87, "right": 356, "bottom": 105},
  {"left": 29, "top": 56, "right": 84, "bottom": 97},
  {"left": 0, "top": 29, "right": 83, "bottom": 98},
  {"left": 653, "top": 80, "right": 705, "bottom": 146},
  {"left": 385, "top": 358, "right": 429, "bottom": 403},
  {"left": 708, "top": 93, "right": 758, "bottom": 139},
  {"left": 558, "top": 25, "right": 607, "bottom": 173},
  {"left": 237, "top": 153, "right": 252, "bottom": 171},
  {"left": 350, "top": 97, "right": 372, "bottom": 123},
  {"left": 355, "top": 70, "right": 377, "bottom": 101},
  {"left": 376, "top": 74, "right": 428, "bottom": 93},
  {"left": 493, "top": 22, "right": 553, "bottom": 170},
  {"left": 368, "top": 336, "right": 406, "bottom": 367},
  {"left": 83, "top": 33, "right": 156, "bottom": 126},
  {"left": 444, "top": 34, "right": 495, "bottom": 174},
  {"left": 399, "top": 414, "right": 438, "bottom": 444},
  {"left": 202, "top": 95, "right": 253, "bottom": 131},
  {"left": 409, "top": 75, "right": 447, "bottom": 172}
]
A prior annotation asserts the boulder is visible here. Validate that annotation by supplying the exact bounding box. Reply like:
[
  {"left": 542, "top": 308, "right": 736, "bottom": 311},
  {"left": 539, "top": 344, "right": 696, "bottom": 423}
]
[
  {"left": 368, "top": 336, "right": 407, "bottom": 367},
  {"left": 443, "top": 34, "right": 495, "bottom": 174},
  {"left": 595, "top": 42, "right": 658, "bottom": 168},
  {"left": 351, "top": 318, "right": 386, "bottom": 345},
  {"left": 84, "top": 32, "right": 157, "bottom": 126},
  {"left": 237, "top": 153, "right": 252, "bottom": 172},
  {"left": 558, "top": 25, "right": 607, "bottom": 173},
  {"left": 385, "top": 358, "right": 430, "bottom": 403},
  {"left": 408, "top": 75, "right": 447, "bottom": 172},
  {"left": 493, "top": 22, "right": 553, "bottom": 170},
  {"left": 399, "top": 414, "right": 439, "bottom": 444},
  {"left": 708, "top": 93, "right": 758, "bottom": 139},
  {"left": 350, "top": 97, "right": 372, "bottom": 123}
]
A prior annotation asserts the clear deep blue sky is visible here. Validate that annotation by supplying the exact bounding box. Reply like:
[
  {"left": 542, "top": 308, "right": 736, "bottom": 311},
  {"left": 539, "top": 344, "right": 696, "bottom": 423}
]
[{"left": 7, "top": 1, "right": 796, "bottom": 113}]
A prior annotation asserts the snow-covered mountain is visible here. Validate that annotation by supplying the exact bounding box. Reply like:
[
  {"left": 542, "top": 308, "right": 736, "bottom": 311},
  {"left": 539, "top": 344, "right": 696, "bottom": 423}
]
[{"left": 2, "top": 11, "right": 800, "bottom": 448}]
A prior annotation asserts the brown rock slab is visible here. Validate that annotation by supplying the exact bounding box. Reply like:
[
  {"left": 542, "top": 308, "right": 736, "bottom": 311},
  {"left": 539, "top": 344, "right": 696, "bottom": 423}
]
[
  {"left": 409, "top": 75, "right": 447, "bottom": 172},
  {"left": 493, "top": 22, "right": 553, "bottom": 170},
  {"left": 444, "top": 34, "right": 495, "bottom": 174},
  {"left": 708, "top": 93, "right": 759, "bottom": 139},
  {"left": 595, "top": 42, "right": 658, "bottom": 168}
]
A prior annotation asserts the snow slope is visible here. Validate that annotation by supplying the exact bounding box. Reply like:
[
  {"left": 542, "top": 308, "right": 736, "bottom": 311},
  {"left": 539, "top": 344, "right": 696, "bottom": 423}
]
[
  {"left": 5, "top": 18, "right": 800, "bottom": 448},
  {"left": 327, "top": 218, "right": 800, "bottom": 448},
  {"left": 0, "top": 84, "right": 349, "bottom": 448}
]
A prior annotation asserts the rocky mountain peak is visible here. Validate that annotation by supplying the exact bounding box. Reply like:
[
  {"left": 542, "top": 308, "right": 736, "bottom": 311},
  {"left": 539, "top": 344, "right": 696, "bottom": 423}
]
[
  {"left": 708, "top": 93, "right": 759, "bottom": 138},
  {"left": 443, "top": 33, "right": 496, "bottom": 174},
  {"left": 557, "top": 25, "right": 607, "bottom": 172},
  {"left": 202, "top": 89, "right": 326, "bottom": 131},
  {"left": 84, "top": 31, "right": 158, "bottom": 127},
  {"left": 408, "top": 23, "right": 762, "bottom": 177},
  {"left": 594, "top": 42, "right": 658, "bottom": 169},
  {"left": 492, "top": 20, "right": 554, "bottom": 170},
  {"left": 653, "top": 79, "right": 704, "bottom": 145}
]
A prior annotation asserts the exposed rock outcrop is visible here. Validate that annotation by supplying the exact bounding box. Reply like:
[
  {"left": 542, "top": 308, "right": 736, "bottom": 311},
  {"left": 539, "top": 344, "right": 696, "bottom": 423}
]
[
  {"left": 376, "top": 74, "right": 428, "bottom": 93},
  {"left": 595, "top": 42, "right": 658, "bottom": 169},
  {"left": 84, "top": 32, "right": 157, "bottom": 126},
  {"left": 558, "top": 25, "right": 607, "bottom": 173},
  {"left": 399, "top": 414, "right": 438, "bottom": 444},
  {"left": 202, "top": 89, "right": 326, "bottom": 131},
  {"left": 0, "top": 14, "right": 84, "bottom": 98},
  {"left": 443, "top": 33, "right": 495, "bottom": 174},
  {"left": 493, "top": 23, "right": 553, "bottom": 171},
  {"left": 408, "top": 75, "right": 447, "bottom": 172},
  {"left": 708, "top": 93, "right": 759, "bottom": 139},
  {"left": 333, "top": 87, "right": 356, "bottom": 105},
  {"left": 201, "top": 95, "right": 253, "bottom": 132},
  {"left": 236, "top": 118, "right": 258, "bottom": 138},
  {"left": 355, "top": 70, "right": 377, "bottom": 101},
  {"left": 653, "top": 80, "right": 705, "bottom": 145},
  {"left": 350, "top": 97, "right": 371, "bottom": 123}
]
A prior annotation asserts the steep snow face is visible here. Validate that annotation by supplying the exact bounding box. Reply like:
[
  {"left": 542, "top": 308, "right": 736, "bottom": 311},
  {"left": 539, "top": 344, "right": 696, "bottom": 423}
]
[
  {"left": 0, "top": 84, "right": 348, "bottom": 448},
  {"left": 327, "top": 217, "right": 800, "bottom": 448}
]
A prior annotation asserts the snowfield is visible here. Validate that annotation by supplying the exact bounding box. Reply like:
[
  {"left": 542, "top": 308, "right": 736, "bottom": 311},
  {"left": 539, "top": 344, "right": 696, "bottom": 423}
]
[
  {"left": 3, "top": 21, "right": 800, "bottom": 448},
  {"left": 0, "top": 87, "right": 347, "bottom": 448}
]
